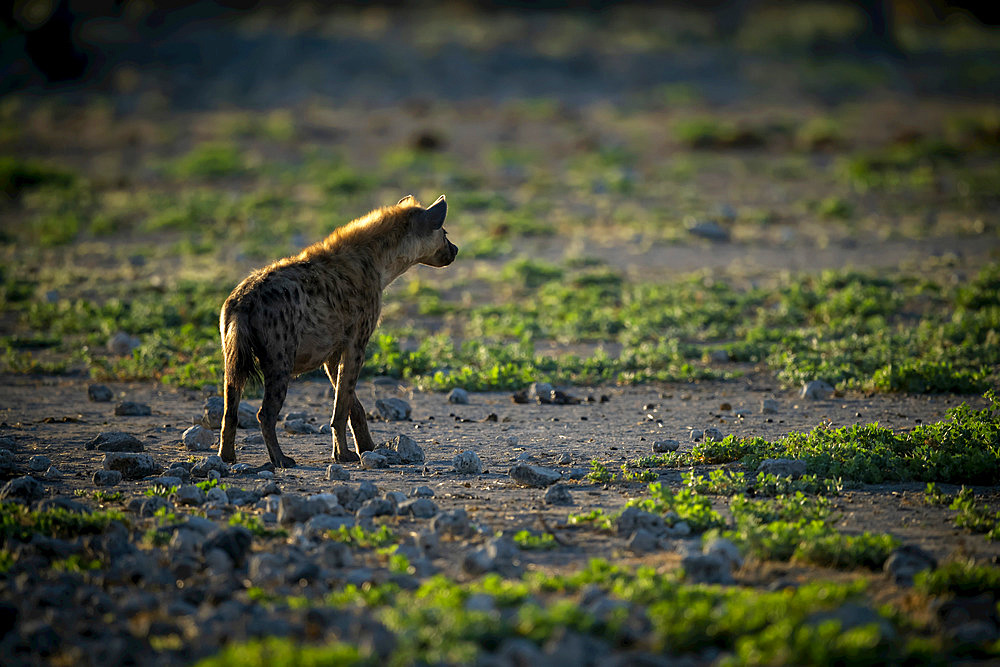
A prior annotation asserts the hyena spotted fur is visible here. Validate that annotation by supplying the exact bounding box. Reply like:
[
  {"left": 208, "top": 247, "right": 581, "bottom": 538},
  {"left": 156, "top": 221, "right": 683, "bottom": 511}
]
[{"left": 218, "top": 195, "right": 457, "bottom": 468}]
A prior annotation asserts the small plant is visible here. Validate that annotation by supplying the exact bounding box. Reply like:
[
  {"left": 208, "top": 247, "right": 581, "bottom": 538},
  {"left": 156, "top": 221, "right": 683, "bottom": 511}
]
[
  {"left": 145, "top": 484, "right": 178, "bottom": 497},
  {"left": 627, "top": 483, "right": 725, "bottom": 533},
  {"left": 0, "top": 549, "right": 13, "bottom": 573},
  {"left": 511, "top": 530, "right": 557, "bottom": 550},
  {"left": 587, "top": 460, "right": 615, "bottom": 484},
  {"left": 619, "top": 464, "right": 657, "bottom": 483},
  {"left": 50, "top": 554, "right": 103, "bottom": 573},
  {"left": 915, "top": 558, "right": 1000, "bottom": 598},
  {"left": 0, "top": 502, "right": 127, "bottom": 540},
  {"left": 74, "top": 489, "right": 124, "bottom": 503},
  {"left": 328, "top": 524, "right": 397, "bottom": 549},
  {"left": 949, "top": 487, "right": 1000, "bottom": 540},
  {"left": 923, "top": 482, "right": 950, "bottom": 506},
  {"left": 566, "top": 509, "right": 613, "bottom": 531},
  {"left": 229, "top": 512, "right": 288, "bottom": 539}
]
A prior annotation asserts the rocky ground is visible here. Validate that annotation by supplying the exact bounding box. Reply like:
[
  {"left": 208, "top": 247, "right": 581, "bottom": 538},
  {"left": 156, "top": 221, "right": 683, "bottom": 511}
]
[{"left": 1, "top": 372, "right": 998, "bottom": 665}]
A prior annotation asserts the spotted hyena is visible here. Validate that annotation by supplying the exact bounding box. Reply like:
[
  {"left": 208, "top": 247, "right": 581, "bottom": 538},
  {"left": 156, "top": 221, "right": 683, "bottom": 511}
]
[{"left": 218, "top": 195, "right": 457, "bottom": 468}]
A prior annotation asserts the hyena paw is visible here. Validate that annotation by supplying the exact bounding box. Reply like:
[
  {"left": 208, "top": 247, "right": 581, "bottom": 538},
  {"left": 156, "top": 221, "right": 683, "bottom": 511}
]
[
  {"left": 334, "top": 449, "right": 361, "bottom": 463},
  {"left": 272, "top": 454, "right": 296, "bottom": 469},
  {"left": 219, "top": 449, "right": 236, "bottom": 464}
]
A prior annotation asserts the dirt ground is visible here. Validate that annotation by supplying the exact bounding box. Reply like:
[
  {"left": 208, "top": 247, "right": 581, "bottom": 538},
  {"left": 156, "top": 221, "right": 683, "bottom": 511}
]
[{"left": 3, "top": 371, "right": 996, "bottom": 571}]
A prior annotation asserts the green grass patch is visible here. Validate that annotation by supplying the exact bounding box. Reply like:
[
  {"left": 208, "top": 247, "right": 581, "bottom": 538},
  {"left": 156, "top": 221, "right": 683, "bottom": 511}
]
[{"left": 0, "top": 501, "right": 127, "bottom": 540}]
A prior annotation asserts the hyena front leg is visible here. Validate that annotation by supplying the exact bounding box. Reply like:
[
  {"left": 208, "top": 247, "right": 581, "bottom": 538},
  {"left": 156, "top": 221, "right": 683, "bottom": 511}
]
[
  {"left": 323, "top": 358, "right": 358, "bottom": 462},
  {"left": 257, "top": 360, "right": 297, "bottom": 469},
  {"left": 326, "top": 345, "right": 367, "bottom": 463}
]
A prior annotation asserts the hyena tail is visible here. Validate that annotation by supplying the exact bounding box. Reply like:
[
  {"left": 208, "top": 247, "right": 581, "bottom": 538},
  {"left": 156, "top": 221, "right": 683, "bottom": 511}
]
[{"left": 218, "top": 303, "right": 259, "bottom": 462}]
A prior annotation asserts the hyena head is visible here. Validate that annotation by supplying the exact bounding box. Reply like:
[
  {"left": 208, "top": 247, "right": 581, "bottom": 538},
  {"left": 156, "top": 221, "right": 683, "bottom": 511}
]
[{"left": 397, "top": 194, "right": 458, "bottom": 268}]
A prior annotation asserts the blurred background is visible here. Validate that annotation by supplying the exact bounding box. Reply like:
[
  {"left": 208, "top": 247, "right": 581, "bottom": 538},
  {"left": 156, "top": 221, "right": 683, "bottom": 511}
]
[{"left": 1, "top": 1, "right": 998, "bottom": 392}]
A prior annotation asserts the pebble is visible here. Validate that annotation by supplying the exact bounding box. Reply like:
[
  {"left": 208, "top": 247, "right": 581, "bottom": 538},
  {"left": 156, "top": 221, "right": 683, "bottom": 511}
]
[
  {"left": 86, "top": 431, "right": 144, "bottom": 452},
  {"left": 0, "top": 475, "right": 44, "bottom": 502},
  {"left": 447, "top": 388, "right": 470, "bottom": 404},
  {"left": 689, "top": 429, "right": 704, "bottom": 441},
  {"left": 557, "top": 452, "right": 572, "bottom": 465},
  {"left": 182, "top": 425, "right": 216, "bottom": 451},
  {"left": 431, "top": 509, "right": 474, "bottom": 537},
  {"left": 103, "top": 453, "right": 160, "bottom": 480},
  {"left": 709, "top": 349, "right": 730, "bottom": 363},
  {"left": 652, "top": 439, "right": 679, "bottom": 453},
  {"left": 375, "top": 397, "right": 411, "bottom": 421},
  {"left": 528, "top": 382, "right": 555, "bottom": 404},
  {"left": 509, "top": 463, "right": 561, "bottom": 487},
  {"left": 0, "top": 449, "right": 13, "bottom": 473},
  {"left": 206, "top": 486, "right": 229, "bottom": 506},
  {"left": 258, "top": 470, "right": 274, "bottom": 479},
  {"left": 172, "top": 484, "right": 206, "bottom": 507},
  {"left": 410, "top": 485, "right": 434, "bottom": 498},
  {"left": 681, "top": 552, "right": 733, "bottom": 584},
  {"left": 27, "top": 455, "right": 51, "bottom": 473},
  {"left": 283, "top": 419, "right": 318, "bottom": 434},
  {"left": 704, "top": 537, "right": 744, "bottom": 570},
  {"left": 801, "top": 380, "right": 834, "bottom": 400},
  {"left": 884, "top": 545, "right": 937, "bottom": 585},
  {"left": 360, "top": 451, "right": 389, "bottom": 469},
  {"left": 761, "top": 398, "right": 779, "bottom": 414},
  {"left": 87, "top": 384, "right": 114, "bottom": 402},
  {"left": 544, "top": 483, "right": 574, "bottom": 505},
  {"left": 43, "top": 466, "right": 62, "bottom": 480},
  {"left": 685, "top": 219, "right": 730, "bottom": 242},
  {"left": 757, "top": 458, "right": 807, "bottom": 478},
  {"left": 107, "top": 331, "right": 140, "bottom": 356},
  {"left": 93, "top": 469, "right": 123, "bottom": 487},
  {"left": 452, "top": 450, "right": 483, "bottom": 475},
  {"left": 374, "top": 434, "right": 425, "bottom": 464},
  {"left": 190, "top": 455, "right": 227, "bottom": 478},
  {"left": 398, "top": 497, "right": 437, "bottom": 518},
  {"left": 626, "top": 528, "right": 660, "bottom": 554},
  {"left": 703, "top": 427, "right": 723, "bottom": 441},
  {"left": 201, "top": 396, "right": 258, "bottom": 430},
  {"left": 114, "top": 401, "right": 151, "bottom": 417},
  {"left": 326, "top": 464, "right": 350, "bottom": 481}
]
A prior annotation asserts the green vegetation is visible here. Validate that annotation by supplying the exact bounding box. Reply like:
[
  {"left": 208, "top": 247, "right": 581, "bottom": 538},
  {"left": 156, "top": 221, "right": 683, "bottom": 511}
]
[
  {"left": 195, "top": 637, "right": 368, "bottom": 667},
  {"left": 229, "top": 511, "right": 288, "bottom": 539},
  {"left": 327, "top": 524, "right": 397, "bottom": 549},
  {"left": 915, "top": 559, "right": 1000, "bottom": 598},
  {"left": 626, "top": 482, "right": 726, "bottom": 533},
  {"left": 0, "top": 502, "right": 127, "bottom": 540},
  {"left": 948, "top": 488, "right": 1000, "bottom": 541},
  {"left": 510, "top": 530, "right": 557, "bottom": 550},
  {"left": 683, "top": 469, "right": 842, "bottom": 497}
]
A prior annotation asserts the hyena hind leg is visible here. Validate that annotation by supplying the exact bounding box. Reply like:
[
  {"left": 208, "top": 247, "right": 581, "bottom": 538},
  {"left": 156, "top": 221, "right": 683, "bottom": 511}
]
[
  {"left": 218, "top": 380, "right": 243, "bottom": 464},
  {"left": 257, "top": 369, "right": 297, "bottom": 469},
  {"left": 350, "top": 397, "right": 376, "bottom": 454}
]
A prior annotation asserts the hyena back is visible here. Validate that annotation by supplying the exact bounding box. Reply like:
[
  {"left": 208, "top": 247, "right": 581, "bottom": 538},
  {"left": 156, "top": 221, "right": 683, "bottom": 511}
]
[{"left": 218, "top": 195, "right": 457, "bottom": 468}]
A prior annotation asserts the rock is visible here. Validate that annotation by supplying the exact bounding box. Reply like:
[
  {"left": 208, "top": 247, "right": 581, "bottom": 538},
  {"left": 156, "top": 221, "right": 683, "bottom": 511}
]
[
  {"left": 103, "top": 452, "right": 159, "bottom": 479},
  {"left": 375, "top": 398, "right": 411, "bottom": 421},
  {"left": 277, "top": 495, "right": 313, "bottom": 525},
  {"left": 682, "top": 553, "right": 733, "bottom": 584},
  {"left": 686, "top": 219, "right": 730, "bottom": 242},
  {"left": 27, "top": 455, "right": 51, "bottom": 473},
  {"left": 315, "top": 541, "right": 355, "bottom": 570},
  {"left": 44, "top": 466, "right": 62, "bottom": 480},
  {"left": 203, "top": 527, "right": 252, "bottom": 567},
  {"left": 544, "top": 483, "right": 574, "bottom": 505},
  {"left": 447, "top": 388, "right": 470, "bottom": 404},
  {"left": 114, "top": 401, "right": 151, "bottom": 417},
  {"left": 884, "top": 545, "right": 937, "bottom": 586},
  {"left": 615, "top": 507, "right": 668, "bottom": 537},
  {"left": 703, "top": 427, "right": 723, "bottom": 442},
  {"left": 627, "top": 529, "right": 660, "bottom": 553},
  {"left": 528, "top": 382, "right": 554, "bottom": 404},
  {"left": 509, "top": 463, "right": 561, "bottom": 487},
  {"left": 85, "top": 431, "right": 144, "bottom": 452},
  {"left": 761, "top": 398, "right": 779, "bottom": 414},
  {"left": 704, "top": 537, "right": 743, "bottom": 571},
  {"left": 284, "top": 411, "right": 310, "bottom": 422},
  {"left": 652, "top": 439, "right": 679, "bottom": 453},
  {"left": 87, "top": 384, "right": 113, "bottom": 402},
  {"left": 305, "top": 514, "right": 353, "bottom": 536},
  {"left": 128, "top": 495, "right": 171, "bottom": 517},
  {"left": 93, "top": 469, "right": 123, "bottom": 486},
  {"left": 801, "top": 379, "right": 834, "bottom": 400},
  {"left": 190, "top": 455, "right": 227, "bottom": 478},
  {"left": 557, "top": 452, "right": 572, "bottom": 465},
  {"left": 201, "top": 396, "right": 258, "bottom": 430},
  {"left": 463, "top": 536, "right": 520, "bottom": 576},
  {"left": 107, "top": 331, "right": 140, "bottom": 356},
  {"left": 430, "top": 509, "right": 474, "bottom": 537},
  {"left": 709, "top": 349, "right": 730, "bottom": 363},
  {"left": 283, "top": 419, "right": 318, "bottom": 434},
  {"left": 205, "top": 486, "right": 229, "bottom": 505},
  {"left": 0, "top": 475, "right": 44, "bottom": 502},
  {"left": 410, "top": 485, "right": 434, "bottom": 498},
  {"left": 452, "top": 450, "right": 483, "bottom": 475},
  {"left": 806, "top": 603, "right": 896, "bottom": 641},
  {"left": 373, "top": 434, "right": 425, "bottom": 464},
  {"left": 414, "top": 531, "right": 440, "bottom": 559},
  {"left": 757, "top": 458, "right": 807, "bottom": 478},
  {"left": 398, "top": 497, "right": 437, "bottom": 518},
  {"left": 172, "top": 484, "right": 206, "bottom": 507},
  {"left": 357, "top": 498, "right": 396, "bottom": 519},
  {"left": 0, "top": 449, "right": 13, "bottom": 473},
  {"left": 182, "top": 425, "right": 216, "bottom": 451},
  {"left": 689, "top": 429, "right": 704, "bottom": 441},
  {"left": 326, "top": 464, "right": 350, "bottom": 481},
  {"left": 360, "top": 451, "right": 389, "bottom": 469},
  {"left": 950, "top": 620, "right": 1000, "bottom": 647}
]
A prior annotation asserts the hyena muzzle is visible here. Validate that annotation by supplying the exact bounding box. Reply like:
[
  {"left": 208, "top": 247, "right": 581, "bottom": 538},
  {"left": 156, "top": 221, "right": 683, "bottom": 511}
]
[{"left": 218, "top": 195, "right": 457, "bottom": 468}]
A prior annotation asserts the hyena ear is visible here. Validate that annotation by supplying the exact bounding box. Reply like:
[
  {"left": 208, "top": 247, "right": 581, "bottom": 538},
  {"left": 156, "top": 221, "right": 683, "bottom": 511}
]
[
  {"left": 415, "top": 194, "right": 447, "bottom": 233},
  {"left": 397, "top": 195, "right": 416, "bottom": 206}
]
